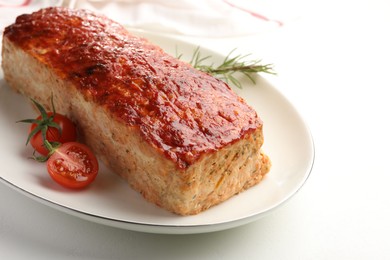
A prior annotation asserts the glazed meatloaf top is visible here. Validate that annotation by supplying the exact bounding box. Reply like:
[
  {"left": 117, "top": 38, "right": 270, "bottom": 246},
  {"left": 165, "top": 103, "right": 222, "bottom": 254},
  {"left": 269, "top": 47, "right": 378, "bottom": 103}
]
[{"left": 4, "top": 7, "right": 262, "bottom": 169}]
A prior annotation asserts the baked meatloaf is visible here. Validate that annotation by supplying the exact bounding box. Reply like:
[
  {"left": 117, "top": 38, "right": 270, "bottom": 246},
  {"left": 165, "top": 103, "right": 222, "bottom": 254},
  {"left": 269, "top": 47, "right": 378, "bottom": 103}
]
[{"left": 1, "top": 7, "right": 271, "bottom": 215}]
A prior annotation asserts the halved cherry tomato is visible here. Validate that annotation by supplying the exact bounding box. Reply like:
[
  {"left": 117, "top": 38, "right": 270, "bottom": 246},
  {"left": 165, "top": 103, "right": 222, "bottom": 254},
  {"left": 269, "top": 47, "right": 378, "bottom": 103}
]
[
  {"left": 47, "top": 142, "right": 99, "bottom": 189},
  {"left": 30, "top": 112, "right": 77, "bottom": 155}
]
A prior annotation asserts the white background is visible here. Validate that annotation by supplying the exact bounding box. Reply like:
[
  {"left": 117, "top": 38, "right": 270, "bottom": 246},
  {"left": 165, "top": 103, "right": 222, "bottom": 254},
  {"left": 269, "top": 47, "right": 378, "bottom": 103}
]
[{"left": 1, "top": 0, "right": 390, "bottom": 259}]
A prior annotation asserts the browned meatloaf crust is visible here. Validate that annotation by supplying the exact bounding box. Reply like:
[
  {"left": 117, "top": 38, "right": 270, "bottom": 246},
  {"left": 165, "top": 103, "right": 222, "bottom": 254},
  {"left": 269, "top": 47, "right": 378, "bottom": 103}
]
[{"left": 1, "top": 7, "right": 271, "bottom": 215}]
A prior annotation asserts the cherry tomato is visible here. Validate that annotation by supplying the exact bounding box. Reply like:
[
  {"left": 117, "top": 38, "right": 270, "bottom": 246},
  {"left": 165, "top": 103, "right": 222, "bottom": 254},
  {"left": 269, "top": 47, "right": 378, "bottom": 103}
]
[
  {"left": 30, "top": 112, "right": 77, "bottom": 155},
  {"left": 47, "top": 142, "right": 99, "bottom": 189}
]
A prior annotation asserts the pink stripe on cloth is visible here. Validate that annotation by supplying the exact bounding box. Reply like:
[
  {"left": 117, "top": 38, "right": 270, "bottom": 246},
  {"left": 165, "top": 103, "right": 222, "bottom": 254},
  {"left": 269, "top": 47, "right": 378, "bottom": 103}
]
[
  {"left": 222, "top": 0, "right": 283, "bottom": 26},
  {"left": 0, "top": 0, "right": 32, "bottom": 7}
]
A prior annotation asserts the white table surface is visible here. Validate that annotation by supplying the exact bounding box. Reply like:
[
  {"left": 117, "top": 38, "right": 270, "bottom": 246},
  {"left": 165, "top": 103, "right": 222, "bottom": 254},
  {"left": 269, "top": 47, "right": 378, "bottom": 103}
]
[{"left": 1, "top": 0, "right": 389, "bottom": 259}]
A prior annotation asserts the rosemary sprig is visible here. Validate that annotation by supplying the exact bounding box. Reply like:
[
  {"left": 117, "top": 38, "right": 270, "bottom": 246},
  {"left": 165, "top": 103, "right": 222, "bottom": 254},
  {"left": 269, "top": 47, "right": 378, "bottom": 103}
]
[{"left": 179, "top": 47, "right": 276, "bottom": 88}]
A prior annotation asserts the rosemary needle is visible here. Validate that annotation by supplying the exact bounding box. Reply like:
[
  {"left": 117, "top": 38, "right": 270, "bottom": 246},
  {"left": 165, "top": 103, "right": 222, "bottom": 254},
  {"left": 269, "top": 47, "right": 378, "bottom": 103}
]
[{"left": 179, "top": 47, "right": 276, "bottom": 88}]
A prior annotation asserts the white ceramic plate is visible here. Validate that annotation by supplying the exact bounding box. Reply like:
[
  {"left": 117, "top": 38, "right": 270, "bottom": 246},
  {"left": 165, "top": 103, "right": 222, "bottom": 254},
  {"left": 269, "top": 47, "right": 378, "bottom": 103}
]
[{"left": 0, "top": 32, "right": 314, "bottom": 234}]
